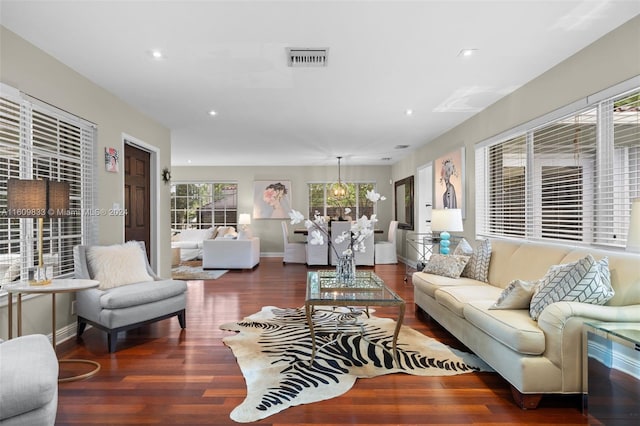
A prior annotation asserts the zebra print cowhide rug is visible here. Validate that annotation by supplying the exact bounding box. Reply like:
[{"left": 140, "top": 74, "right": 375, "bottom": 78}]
[{"left": 220, "top": 306, "right": 492, "bottom": 423}]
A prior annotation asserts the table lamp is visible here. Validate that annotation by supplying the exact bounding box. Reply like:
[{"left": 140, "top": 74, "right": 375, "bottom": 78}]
[
  {"left": 238, "top": 213, "right": 252, "bottom": 239},
  {"left": 431, "top": 208, "right": 463, "bottom": 255},
  {"left": 627, "top": 198, "right": 640, "bottom": 253},
  {"left": 7, "top": 178, "right": 70, "bottom": 285}
]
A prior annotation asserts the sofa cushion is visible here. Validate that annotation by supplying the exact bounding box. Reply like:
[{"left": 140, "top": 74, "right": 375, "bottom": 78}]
[
  {"left": 422, "top": 254, "right": 470, "bottom": 278},
  {"left": 529, "top": 255, "right": 614, "bottom": 320},
  {"left": 87, "top": 241, "right": 154, "bottom": 290},
  {"left": 434, "top": 285, "right": 503, "bottom": 317},
  {"left": 465, "top": 300, "right": 546, "bottom": 355},
  {"left": 490, "top": 279, "right": 537, "bottom": 310},
  {"left": 177, "top": 227, "right": 215, "bottom": 242},
  {"left": 412, "top": 272, "right": 485, "bottom": 298},
  {"left": 171, "top": 241, "right": 201, "bottom": 249},
  {"left": 454, "top": 238, "right": 492, "bottom": 282},
  {"left": 98, "top": 279, "right": 188, "bottom": 310}
]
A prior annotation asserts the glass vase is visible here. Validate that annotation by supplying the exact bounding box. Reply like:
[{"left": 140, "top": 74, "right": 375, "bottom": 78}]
[{"left": 336, "top": 254, "right": 356, "bottom": 284}]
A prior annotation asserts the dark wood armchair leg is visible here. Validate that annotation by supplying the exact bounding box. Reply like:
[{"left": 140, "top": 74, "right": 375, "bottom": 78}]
[
  {"left": 77, "top": 318, "right": 87, "bottom": 338},
  {"left": 108, "top": 332, "right": 118, "bottom": 353},
  {"left": 178, "top": 310, "right": 186, "bottom": 329},
  {"left": 510, "top": 386, "right": 542, "bottom": 409}
]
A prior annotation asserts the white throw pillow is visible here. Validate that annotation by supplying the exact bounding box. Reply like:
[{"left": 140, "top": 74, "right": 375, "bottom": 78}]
[
  {"left": 490, "top": 279, "right": 537, "bottom": 310},
  {"left": 422, "top": 254, "right": 470, "bottom": 279},
  {"left": 87, "top": 241, "right": 154, "bottom": 290},
  {"left": 453, "top": 238, "right": 492, "bottom": 282},
  {"left": 529, "top": 255, "right": 614, "bottom": 320}
]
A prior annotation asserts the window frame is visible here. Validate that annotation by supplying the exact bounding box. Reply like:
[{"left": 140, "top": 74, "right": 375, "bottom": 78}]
[
  {"left": 170, "top": 181, "right": 238, "bottom": 230},
  {"left": 1, "top": 83, "right": 97, "bottom": 287},
  {"left": 476, "top": 81, "right": 639, "bottom": 249}
]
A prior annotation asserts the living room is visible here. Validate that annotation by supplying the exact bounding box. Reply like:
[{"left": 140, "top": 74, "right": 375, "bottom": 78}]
[{"left": 1, "top": 1, "right": 640, "bottom": 425}]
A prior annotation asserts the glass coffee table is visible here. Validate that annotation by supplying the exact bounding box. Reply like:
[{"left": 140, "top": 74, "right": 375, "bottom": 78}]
[{"left": 305, "top": 270, "right": 406, "bottom": 363}]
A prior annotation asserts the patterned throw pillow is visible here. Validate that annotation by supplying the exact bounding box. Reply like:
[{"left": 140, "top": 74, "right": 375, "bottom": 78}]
[
  {"left": 490, "top": 279, "right": 537, "bottom": 310},
  {"left": 453, "top": 238, "right": 492, "bottom": 282},
  {"left": 422, "top": 254, "right": 471, "bottom": 279},
  {"left": 529, "top": 255, "right": 614, "bottom": 320}
]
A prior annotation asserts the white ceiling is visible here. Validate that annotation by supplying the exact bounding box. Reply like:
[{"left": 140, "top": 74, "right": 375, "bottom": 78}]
[{"left": 1, "top": 1, "right": 639, "bottom": 166}]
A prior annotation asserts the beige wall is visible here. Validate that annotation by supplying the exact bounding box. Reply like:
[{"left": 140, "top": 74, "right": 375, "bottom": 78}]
[
  {"left": 0, "top": 26, "right": 172, "bottom": 340},
  {"left": 392, "top": 15, "right": 640, "bottom": 257},
  {"left": 171, "top": 165, "right": 394, "bottom": 253}
]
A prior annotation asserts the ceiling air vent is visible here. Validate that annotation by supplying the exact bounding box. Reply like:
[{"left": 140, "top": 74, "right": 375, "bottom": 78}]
[{"left": 286, "top": 48, "right": 328, "bottom": 67}]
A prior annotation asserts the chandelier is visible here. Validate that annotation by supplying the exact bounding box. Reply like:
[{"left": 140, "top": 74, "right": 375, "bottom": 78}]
[{"left": 330, "top": 156, "right": 348, "bottom": 199}]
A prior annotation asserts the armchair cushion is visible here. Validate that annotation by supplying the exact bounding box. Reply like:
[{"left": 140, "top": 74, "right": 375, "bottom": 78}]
[
  {"left": 87, "top": 241, "right": 153, "bottom": 290},
  {"left": 98, "top": 280, "right": 188, "bottom": 310}
]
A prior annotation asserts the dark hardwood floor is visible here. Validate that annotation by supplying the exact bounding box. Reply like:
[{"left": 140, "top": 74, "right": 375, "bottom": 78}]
[{"left": 55, "top": 258, "right": 595, "bottom": 425}]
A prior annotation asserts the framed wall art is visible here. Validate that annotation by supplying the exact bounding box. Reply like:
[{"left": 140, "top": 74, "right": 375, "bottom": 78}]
[
  {"left": 105, "top": 147, "right": 119, "bottom": 173},
  {"left": 434, "top": 147, "right": 465, "bottom": 217},
  {"left": 253, "top": 180, "right": 292, "bottom": 219}
]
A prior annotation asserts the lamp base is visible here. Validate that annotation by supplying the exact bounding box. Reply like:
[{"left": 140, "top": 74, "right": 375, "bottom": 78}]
[
  {"left": 28, "top": 266, "right": 51, "bottom": 286},
  {"left": 439, "top": 231, "right": 451, "bottom": 255}
]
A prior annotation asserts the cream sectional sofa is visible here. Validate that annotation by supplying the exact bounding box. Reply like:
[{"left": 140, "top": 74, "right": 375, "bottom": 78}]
[{"left": 412, "top": 238, "right": 640, "bottom": 409}]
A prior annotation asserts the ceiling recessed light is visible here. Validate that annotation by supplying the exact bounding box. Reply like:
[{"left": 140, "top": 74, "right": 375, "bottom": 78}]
[
  {"left": 458, "top": 48, "right": 478, "bottom": 57},
  {"left": 150, "top": 49, "right": 164, "bottom": 60},
  {"left": 381, "top": 157, "right": 392, "bottom": 161},
  {"left": 208, "top": 110, "right": 217, "bottom": 116},
  {"left": 394, "top": 144, "right": 409, "bottom": 149},
  {"left": 405, "top": 109, "right": 413, "bottom": 116}
]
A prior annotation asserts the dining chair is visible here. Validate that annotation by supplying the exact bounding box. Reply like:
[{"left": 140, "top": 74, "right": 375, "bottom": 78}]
[
  {"left": 374, "top": 220, "right": 398, "bottom": 264},
  {"left": 281, "top": 221, "right": 306, "bottom": 264}
]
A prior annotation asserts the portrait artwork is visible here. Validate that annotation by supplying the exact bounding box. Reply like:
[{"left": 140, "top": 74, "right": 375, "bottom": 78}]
[
  {"left": 253, "top": 180, "right": 292, "bottom": 219},
  {"left": 434, "top": 148, "right": 465, "bottom": 217}
]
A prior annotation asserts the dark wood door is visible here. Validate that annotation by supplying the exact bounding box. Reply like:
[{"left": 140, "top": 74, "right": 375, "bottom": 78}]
[{"left": 124, "top": 144, "right": 151, "bottom": 259}]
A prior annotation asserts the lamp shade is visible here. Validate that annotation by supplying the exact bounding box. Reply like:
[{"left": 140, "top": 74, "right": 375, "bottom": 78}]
[
  {"left": 7, "top": 178, "right": 70, "bottom": 218},
  {"left": 7, "top": 179, "right": 47, "bottom": 217},
  {"left": 239, "top": 213, "right": 251, "bottom": 225},
  {"left": 47, "top": 180, "right": 70, "bottom": 218},
  {"left": 627, "top": 198, "right": 640, "bottom": 252},
  {"left": 430, "top": 209, "right": 463, "bottom": 232}
]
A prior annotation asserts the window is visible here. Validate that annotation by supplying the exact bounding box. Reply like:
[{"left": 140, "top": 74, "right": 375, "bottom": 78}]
[
  {"left": 307, "top": 182, "right": 377, "bottom": 220},
  {"left": 0, "top": 84, "right": 97, "bottom": 286},
  {"left": 476, "top": 86, "right": 640, "bottom": 249},
  {"left": 170, "top": 182, "right": 237, "bottom": 230}
]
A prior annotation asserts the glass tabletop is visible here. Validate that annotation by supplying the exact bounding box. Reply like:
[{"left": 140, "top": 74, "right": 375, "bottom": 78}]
[
  {"left": 586, "top": 322, "right": 640, "bottom": 345},
  {"left": 306, "top": 270, "right": 403, "bottom": 304}
]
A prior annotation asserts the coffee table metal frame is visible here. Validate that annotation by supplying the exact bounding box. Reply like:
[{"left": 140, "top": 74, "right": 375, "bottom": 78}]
[
  {"left": 5, "top": 279, "right": 102, "bottom": 382},
  {"left": 305, "top": 270, "right": 406, "bottom": 364}
]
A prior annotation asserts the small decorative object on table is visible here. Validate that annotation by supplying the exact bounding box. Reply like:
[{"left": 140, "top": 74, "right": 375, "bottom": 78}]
[{"left": 289, "top": 190, "right": 385, "bottom": 284}]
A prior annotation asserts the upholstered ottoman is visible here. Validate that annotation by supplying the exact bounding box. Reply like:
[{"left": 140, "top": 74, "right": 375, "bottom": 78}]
[{"left": 0, "top": 334, "right": 59, "bottom": 425}]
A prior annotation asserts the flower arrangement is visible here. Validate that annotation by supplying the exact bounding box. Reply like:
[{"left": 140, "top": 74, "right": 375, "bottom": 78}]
[{"left": 288, "top": 189, "right": 386, "bottom": 259}]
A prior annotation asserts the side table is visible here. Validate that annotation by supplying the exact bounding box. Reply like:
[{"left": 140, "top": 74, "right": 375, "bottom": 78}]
[
  {"left": 582, "top": 322, "right": 640, "bottom": 423},
  {"left": 4, "top": 279, "right": 102, "bottom": 382}
]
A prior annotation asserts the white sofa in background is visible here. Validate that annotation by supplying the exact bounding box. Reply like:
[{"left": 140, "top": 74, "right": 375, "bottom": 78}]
[
  {"left": 171, "top": 227, "right": 215, "bottom": 261},
  {"left": 202, "top": 237, "right": 260, "bottom": 270},
  {"left": 413, "top": 238, "right": 640, "bottom": 409}
]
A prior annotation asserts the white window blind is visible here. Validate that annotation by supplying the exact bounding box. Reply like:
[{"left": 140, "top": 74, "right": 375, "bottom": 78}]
[
  {"left": 1, "top": 85, "right": 97, "bottom": 286},
  {"left": 476, "top": 86, "right": 640, "bottom": 249}
]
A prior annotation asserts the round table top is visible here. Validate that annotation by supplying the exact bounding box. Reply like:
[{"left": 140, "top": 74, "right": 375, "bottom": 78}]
[{"left": 3, "top": 279, "right": 99, "bottom": 294}]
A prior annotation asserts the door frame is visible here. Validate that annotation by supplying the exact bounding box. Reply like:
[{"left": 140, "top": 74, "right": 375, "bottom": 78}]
[{"left": 122, "top": 133, "right": 160, "bottom": 272}]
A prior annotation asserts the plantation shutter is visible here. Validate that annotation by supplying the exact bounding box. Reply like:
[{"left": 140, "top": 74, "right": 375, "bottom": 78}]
[{"left": 0, "top": 83, "right": 97, "bottom": 286}]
